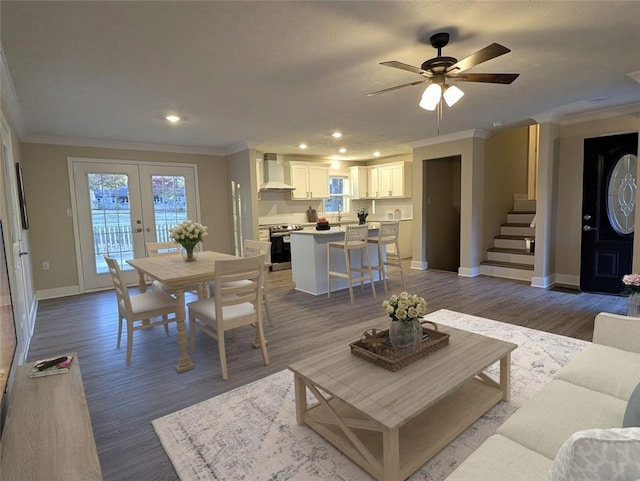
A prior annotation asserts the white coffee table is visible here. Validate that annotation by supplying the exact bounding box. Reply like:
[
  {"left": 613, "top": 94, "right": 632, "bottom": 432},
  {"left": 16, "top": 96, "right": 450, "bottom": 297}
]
[{"left": 289, "top": 320, "right": 517, "bottom": 481}]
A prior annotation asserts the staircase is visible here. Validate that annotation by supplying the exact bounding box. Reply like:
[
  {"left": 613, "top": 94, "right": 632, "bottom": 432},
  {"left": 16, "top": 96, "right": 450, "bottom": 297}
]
[{"left": 480, "top": 198, "right": 536, "bottom": 282}]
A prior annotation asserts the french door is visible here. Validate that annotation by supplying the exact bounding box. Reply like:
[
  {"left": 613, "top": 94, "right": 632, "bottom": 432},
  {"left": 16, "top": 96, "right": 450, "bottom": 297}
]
[{"left": 70, "top": 159, "right": 199, "bottom": 291}]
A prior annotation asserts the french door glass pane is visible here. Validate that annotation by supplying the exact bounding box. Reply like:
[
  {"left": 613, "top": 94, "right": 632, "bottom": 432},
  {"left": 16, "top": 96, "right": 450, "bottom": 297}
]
[
  {"left": 88, "top": 173, "right": 134, "bottom": 274},
  {"left": 152, "top": 175, "right": 188, "bottom": 241}
]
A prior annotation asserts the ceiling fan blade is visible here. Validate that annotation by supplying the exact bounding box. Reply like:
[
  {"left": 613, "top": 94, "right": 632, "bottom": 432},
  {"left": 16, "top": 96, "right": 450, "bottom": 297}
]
[
  {"left": 446, "top": 43, "right": 511, "bottom": 74},
  {"left": 380, "top": 60, "right": 431, "bottom": 76},
  {"left": 448, "top": 73, "right": 519, "bottom": 84},
  {"left": 366, "top": 79, "right": 427, "bottom": 96}
]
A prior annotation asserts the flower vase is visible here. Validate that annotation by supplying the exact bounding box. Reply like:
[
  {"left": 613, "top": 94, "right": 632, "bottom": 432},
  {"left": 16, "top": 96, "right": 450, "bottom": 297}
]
[
  {"left": 389, "top": 318, "right": 422, "bottom": 352},
  {"left": 627, "top": 293, "right": 640, "bottom": 317},
  {"left": 358, "top": 214, "right": 368, "bottom": 225},
  {"left": 181, "top": 246, "right": 197, "bottom": 262}
]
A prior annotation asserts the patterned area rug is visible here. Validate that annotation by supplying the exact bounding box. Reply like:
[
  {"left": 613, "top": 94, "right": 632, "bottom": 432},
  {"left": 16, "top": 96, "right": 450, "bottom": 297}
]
[{"left": 152, "top": 309, "right": 589, "bottom": 481}]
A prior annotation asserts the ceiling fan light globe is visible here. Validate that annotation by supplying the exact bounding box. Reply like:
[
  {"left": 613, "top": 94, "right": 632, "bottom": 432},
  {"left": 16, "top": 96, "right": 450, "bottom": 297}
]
[
  {"left": 419, "top": 83, "right": 442, "bottom": 110},
  {"left": 443, "top": 85, "right": 464, "bottom": 107}
]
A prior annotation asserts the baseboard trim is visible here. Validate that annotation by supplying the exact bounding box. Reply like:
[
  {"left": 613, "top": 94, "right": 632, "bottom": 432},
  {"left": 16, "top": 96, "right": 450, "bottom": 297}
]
[
  {"left": 458, "top": 266, "right": 480, "bottom": 277},
  {"left": 554, "top": 274, "right": 580, "bottom": 288},
  {"left": 37, "top": 286, "right": 81, "bottom": 300},
  {"left": 531, "top": 274, "right": 557, "bottom": 289},
  {"left": 410, "top": 260, "right": 428, "bottom": 270}
]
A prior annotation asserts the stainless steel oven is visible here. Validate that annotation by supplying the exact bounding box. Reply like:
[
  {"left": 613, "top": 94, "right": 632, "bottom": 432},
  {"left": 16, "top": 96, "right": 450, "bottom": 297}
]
[{"left": 268, "top": 224, "right": 303, "bottom": 271}]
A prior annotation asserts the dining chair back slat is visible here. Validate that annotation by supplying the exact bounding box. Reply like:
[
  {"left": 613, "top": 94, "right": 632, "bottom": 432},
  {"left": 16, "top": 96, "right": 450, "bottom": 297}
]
[
  {"left": 104, "top": 255, "right": 178, "bottom": 365},
  {"left": 188, "top": 254, "right": 269, "bottom": 380}
]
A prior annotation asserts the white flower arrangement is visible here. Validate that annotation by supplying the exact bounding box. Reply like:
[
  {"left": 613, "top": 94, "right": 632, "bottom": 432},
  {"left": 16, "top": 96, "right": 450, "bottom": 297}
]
[
  {"left": 169, "top": 220, "right": 208, "bottom": 251},
  {"left": 622, "top": 273, "right": 640, "bottom": 296},
  {"left": 357, "top": 207, "right": 368, "bottom": 216},
  {"left": 382, "top": 291, "right": 427, "bottom": 322}
]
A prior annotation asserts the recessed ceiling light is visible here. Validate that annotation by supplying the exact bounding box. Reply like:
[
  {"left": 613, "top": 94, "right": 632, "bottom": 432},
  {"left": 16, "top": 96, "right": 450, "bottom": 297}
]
[
  {"left": 299, "top": 143, "right": 308, "bottom": 149},
  {"left": 166, "top": 115, "right": 181, "bottom": 123},
  {"left": 339, "top": 147, "right": 347, "bottom": 154},
  {"left": 332, "top": 131, "right": 342, "bottom": 139},
  {"left": 331, "top": 161, "right": 340, "bottom": 170},
  {"left": 373, "top": 151, "right": 381, "bottom": 157}
]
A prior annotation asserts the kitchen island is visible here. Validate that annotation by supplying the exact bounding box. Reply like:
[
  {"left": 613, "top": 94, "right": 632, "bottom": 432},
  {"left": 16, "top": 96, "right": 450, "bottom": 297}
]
[{"left": 289, "top": 226, "right": 384, "bottom": 295}]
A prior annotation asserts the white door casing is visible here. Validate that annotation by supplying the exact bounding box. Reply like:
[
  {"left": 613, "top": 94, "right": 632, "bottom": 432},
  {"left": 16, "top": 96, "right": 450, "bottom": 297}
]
[{"left": 69, "top": 158, "right": 199, "bottom": 291}]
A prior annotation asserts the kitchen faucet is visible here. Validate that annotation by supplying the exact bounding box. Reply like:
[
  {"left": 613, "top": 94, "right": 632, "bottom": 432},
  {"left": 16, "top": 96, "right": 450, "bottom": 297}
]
[{"left": 337, "top": 209, "right": 342, "bottom": 222}]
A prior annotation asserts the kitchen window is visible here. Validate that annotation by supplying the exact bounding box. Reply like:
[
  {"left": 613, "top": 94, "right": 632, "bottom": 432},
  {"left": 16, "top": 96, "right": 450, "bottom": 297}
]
[{"left": 324, "top": 176, "right": 350, "bottom": 212}]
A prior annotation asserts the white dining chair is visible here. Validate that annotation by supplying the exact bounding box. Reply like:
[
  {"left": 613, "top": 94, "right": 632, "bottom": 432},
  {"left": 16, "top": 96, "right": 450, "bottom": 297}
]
[
  {"left": 104, "top": 255, "right": 179, "bottom": 365},
  {"left": 188, "top": 254, "right": 269, "bottom": 380},
  {"left": 208, "top": 239, "right": 274, "bottom": 326}
]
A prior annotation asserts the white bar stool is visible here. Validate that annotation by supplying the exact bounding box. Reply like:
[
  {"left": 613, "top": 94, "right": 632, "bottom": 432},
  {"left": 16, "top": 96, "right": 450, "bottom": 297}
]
[
  {"left": 327, "top": 224, "right": 377, "bottom": 304},
  {"left": 367, "top": 221, "right": 406, "bottom": 293}
]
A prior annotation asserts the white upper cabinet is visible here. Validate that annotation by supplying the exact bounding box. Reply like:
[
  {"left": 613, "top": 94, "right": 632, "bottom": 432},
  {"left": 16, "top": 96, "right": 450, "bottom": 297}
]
[
  {"left": 350, "top": 166, "right": 369, "bottom": 199},
  {"left": 366, "top": 161, "right": 412, "bottom": 198},
  {"left": 289, "top": 162, "right": 330, "bottom": 199}
]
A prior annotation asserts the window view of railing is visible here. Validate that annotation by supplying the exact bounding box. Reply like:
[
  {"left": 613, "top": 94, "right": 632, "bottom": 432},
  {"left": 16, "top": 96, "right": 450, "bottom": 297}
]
[{"left": 89, "top": 173, "right": 188, "bottom": 273}]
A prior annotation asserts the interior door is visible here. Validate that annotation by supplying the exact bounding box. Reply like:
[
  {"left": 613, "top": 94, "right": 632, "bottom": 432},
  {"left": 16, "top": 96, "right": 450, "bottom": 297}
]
[
  {"left": 71, "top": 160, "right": 199, "bottom": 291},
  {"left": 580, "top": 132, "right": 638, "bottom": 293},
  {"left": 1, "top": 118, "right": 32, "bottom": 361}
]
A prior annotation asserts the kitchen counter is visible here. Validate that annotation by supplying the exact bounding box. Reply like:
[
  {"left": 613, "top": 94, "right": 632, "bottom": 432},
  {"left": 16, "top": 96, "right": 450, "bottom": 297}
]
[{"left": 289, "top": 227, "right": 384, "bottom": 295}]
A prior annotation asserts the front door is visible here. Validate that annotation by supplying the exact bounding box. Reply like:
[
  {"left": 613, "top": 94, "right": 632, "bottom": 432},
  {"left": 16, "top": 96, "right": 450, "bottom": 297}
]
[
  {"left": 70, "top": 159, "right": 199, "bottom": 291},
  {"left": 580, "top": 132, "right": 638, "bottom": 293}
]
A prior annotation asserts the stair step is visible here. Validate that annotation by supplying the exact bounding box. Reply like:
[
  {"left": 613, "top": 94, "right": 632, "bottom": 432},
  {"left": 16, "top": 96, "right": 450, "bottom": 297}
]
[
  {"left": 481, "top": 260, "right": 534, "bottom": 271},
  {"left": 480, "top": 262, "right": 534, "bottom": 282},
  {"left": 507, "top": 212, "right": 536, "bottom": 224},
  {"left": 488, "top": 247, "right": 533, "bottom": 255},
  {"left": 487, "top": 248, "right": 534, "bottom": 265},
  {"left": 514, "top": 199, "right": 536, "bottom": 212},
  {"left": 495, "top": 235, "right": 535, "bottom": 239},
  {"left": 500, "top": 223, "right": 536, "bottom": 236}
]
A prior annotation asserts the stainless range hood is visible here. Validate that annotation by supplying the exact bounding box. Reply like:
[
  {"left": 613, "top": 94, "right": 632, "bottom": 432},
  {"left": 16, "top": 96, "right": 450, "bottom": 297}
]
[{"left": 259, "top": 153, "right": 295, "bottom": 191}]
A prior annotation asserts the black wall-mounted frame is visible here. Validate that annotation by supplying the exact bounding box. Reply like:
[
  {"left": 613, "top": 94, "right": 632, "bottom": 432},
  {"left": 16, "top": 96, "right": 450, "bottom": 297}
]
[{"left": 15, "top": 163, "right": 28, "bottom": 230}]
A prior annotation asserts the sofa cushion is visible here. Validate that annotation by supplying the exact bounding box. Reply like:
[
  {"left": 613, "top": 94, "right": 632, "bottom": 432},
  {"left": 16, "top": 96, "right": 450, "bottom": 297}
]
[
  {"left": 498, "top": 380, "right": 627, "bottom": 459},
  {"left": 444, "top": 434, "right": 553, "bottom": 481},
  {"left": 623, "top": 383, "right": 640, "bottom": 428},
  {"left": 546, "top": 428, "right": 640, "bottom": 481},
  {"left": 556, "top": 344, "right": 640, "bottom": 400}
]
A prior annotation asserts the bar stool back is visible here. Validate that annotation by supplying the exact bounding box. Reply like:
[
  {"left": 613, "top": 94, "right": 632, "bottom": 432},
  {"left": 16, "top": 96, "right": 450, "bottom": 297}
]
[
  {"left": 327, "top": 224, "right": 377, "bottom": 304},
  {"left": 368, "top": 221, "right": 406, "bottom": 293}
]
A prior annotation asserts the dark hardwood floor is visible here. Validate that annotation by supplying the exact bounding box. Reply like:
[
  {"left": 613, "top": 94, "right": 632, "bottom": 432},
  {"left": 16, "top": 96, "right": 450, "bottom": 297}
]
[{"left": 27, "top": 265, "right": 625, "bottom": 481}]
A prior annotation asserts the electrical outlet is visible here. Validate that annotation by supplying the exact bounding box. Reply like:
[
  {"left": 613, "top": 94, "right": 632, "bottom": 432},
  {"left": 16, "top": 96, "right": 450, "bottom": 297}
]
[{"left": 42, "top": 261, "right": 50, "bottom": 271}]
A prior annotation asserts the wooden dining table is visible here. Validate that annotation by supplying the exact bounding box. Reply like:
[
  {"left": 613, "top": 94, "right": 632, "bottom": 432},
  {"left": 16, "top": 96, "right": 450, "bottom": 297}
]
[{"left": 127, "top": 250, "right": 238, "bottom": 373}]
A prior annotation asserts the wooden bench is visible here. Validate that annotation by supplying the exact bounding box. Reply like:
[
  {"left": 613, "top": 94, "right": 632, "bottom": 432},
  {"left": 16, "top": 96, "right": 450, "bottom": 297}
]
[{"left": 0, "top": 353, "right": 103, "bottom": 480}]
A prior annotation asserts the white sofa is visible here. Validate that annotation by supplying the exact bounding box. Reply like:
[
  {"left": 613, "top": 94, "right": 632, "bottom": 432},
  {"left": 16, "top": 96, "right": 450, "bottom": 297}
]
[{"left": 445, "top": 312, "right": 640, "bottom": 481}]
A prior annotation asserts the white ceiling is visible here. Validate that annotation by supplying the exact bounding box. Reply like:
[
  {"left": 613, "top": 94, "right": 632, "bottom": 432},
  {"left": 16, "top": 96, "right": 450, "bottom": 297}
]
[{"left": 2, "top": 1, "right": 640, "bottom": 160}]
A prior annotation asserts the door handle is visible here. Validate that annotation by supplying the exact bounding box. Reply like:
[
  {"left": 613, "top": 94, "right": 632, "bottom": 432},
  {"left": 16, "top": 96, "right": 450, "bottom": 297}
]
[
  {"left": 583, "top": 225, "right": 598, "bottom": 232},
  {"left": 19, "top": 251, "right": 28, "bottom": 256},
  {"left": 583, "top": 214, "right": 592, "bottom": 221},
  {"left": 135, "top": 228, "right": 143, "bottom": 233}
]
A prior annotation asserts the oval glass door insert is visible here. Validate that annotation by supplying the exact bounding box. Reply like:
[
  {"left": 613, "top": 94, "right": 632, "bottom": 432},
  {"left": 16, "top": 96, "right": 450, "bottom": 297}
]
[{"left": 607, "top": 153, "right": 638, "bottom": 235}]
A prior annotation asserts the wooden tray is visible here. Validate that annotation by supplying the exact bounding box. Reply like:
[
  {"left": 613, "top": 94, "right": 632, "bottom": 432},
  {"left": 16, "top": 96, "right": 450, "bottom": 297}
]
[{"left": 349, "top": 320, "right": 450, "bottom": 372}]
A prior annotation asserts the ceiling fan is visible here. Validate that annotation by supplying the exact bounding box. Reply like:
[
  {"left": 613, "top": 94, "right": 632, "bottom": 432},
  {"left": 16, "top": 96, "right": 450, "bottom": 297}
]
[{"left": 367, "top": 32, "right": 519, "bottom": 110}]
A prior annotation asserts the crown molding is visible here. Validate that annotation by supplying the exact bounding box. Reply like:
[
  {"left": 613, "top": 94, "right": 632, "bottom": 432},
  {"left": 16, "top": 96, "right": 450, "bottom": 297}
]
[
  {"left": 409, "top": 128, "right": 491, "bottom": 148},
  {"left": 530, "top": 112, "right": 564, "bottom": 125},
  {"left": 22, "top": 134, "right": 227, "bottom": 156},
  {"left": 560, "top": 102, "right": 640, "bottom": 126},
  {"left": 224, "top": 141, "right": 257, "bottom": 155},
  {"left": 0, "top": 48, "right": 27, "bottom": 138}
]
